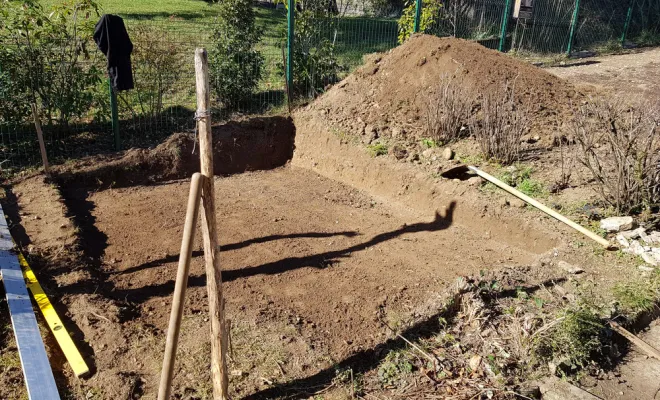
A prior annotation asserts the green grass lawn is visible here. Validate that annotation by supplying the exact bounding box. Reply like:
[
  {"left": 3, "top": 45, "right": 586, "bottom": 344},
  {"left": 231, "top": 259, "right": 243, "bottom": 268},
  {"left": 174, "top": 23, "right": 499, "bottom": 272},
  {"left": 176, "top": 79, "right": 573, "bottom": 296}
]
[{"left": 36, "top": 0, "right": 398, "bottom": 116}]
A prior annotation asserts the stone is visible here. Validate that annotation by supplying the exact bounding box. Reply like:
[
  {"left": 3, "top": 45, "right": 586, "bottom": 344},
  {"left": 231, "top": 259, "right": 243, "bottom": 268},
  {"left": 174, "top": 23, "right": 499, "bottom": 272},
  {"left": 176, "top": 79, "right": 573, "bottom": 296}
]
[
  {"left": 363, "top": 126, "right": 378, "bottom": 144},
  {"left": 642, "top": 252, "right": 660, "bottom": 266},
  {"left": 600, "top": 216, "right": 634, "bottom": 233},
  {"left": 389, "top": 144, "right": 408, "bottom": 160},
  {"left": 620, "top": 227, "right": 646, "bottom": 240},
  {"left": 442, "top": 147, "right": 454, "bottom": 160},
  {"left": 558, "top": 260, "right": 584, "bottom": 274},
  {"left": 422, "top": 148, "right": 434, "bottom": 159},
  {"left": 624, "top": 240, "right": 646, "bottom": 256},
  {"left": 639, "top": 265, "right": 655, "bottom": 272},
  {"left": 510, "top": 198, "right": 526, "bottom": 208},
  {"left": 649, "top": 231, "right": 660, "bottom": 243},
  {"left": 467, "top": 177, "right": 482, "bottom": 187},
  {"left": 391, "top": 127, "right": 403, "bottom": 138},
  {"left": 615, "top": 234, "right": 630, "bottom": 248},
  {"left": 469, "top": 355, "right": 482, "bottom": 371}
]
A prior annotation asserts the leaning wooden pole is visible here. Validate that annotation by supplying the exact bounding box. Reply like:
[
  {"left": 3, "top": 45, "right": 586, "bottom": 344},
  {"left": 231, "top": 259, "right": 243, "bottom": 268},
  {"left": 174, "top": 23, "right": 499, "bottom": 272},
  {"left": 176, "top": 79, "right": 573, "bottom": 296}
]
[
  {"left": 468, "top": 166, "right": 611, "bottom": 248},
  {"left": 158, "top": 172, "right": 203, "bottom": 400},
  {"left": 30, "top": 103, "right": 50, "bottom": 176},
  {"left": 194, "top": 48, "right": 229, "bottom": 400}
]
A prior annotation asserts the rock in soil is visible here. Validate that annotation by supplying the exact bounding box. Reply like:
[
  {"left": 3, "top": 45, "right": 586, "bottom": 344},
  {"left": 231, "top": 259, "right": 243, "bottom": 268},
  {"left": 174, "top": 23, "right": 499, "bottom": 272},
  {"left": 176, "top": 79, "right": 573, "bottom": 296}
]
[
  {"left": 558, "top": 260, "right": 584, "bottom": 274},
  {"left": 389, "top": 144, "right": 408, "bottom": 160},
  {"left": 620, "top": 227, "right": 646, "bottom": 240},
  {"left": 510, "top": 198, "right": 526, "bottom": 208},
  {"left": 616, "top": 234, "right": 630, "bottom": 248},
  {"left": 600, "top": 216, "right": 634, "bottom": 233},
  {"left": 442, "top": 147, "right": 454, "bottom": 160},
  {"left": 641, "top": 252, "right": 659, "bottom": 266}
]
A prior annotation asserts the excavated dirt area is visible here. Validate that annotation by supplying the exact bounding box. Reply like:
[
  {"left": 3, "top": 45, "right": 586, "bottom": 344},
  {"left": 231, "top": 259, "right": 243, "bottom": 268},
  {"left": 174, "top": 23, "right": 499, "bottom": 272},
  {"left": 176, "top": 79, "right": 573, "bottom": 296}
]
[
  {"left": 3, "top": 162, "right": 560, "bottom": 399},
  {"left": 309, "top": 34, "right": 581, "bottom": 147},
  {"left": 2, "top": 38, "right": 659, "bottom": 400}
]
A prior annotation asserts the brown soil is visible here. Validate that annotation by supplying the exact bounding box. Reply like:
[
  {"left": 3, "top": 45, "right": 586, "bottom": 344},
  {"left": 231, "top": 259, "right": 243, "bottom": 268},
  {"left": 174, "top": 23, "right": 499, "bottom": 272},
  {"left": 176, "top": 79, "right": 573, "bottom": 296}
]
[
  {"left": 308, "top": 34, "right": 581, "bottom": 146},
  {"left": 2, "top": 144, "right": 564, "bottom": 399},
  {"left": 548, "top": 47, "right": 660, "bottom": 104},
  {"left": 55, "top": 116, "right": 295, "bottom": 188},
  {"left": 2, "top": 41, "right": 659, "bottom": 400}
]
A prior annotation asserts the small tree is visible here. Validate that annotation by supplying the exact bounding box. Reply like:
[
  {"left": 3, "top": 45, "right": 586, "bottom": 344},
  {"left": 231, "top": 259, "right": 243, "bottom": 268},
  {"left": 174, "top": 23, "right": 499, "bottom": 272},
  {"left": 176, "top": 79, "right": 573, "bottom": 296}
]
[
  {"left": 0, "top": 0, "right": 103, "bottom": 125},
  {"left": 130, "top": 25, "right": 185, "bottom": 118},
  {"left": 209, "top": 0, "right": 264, "bottom": 110},
  {"left": 397, "top": 0, "right": 443, "bottom": 43},
  {"left": 280, "top": 0, "right": 343, "bottom": 97}
]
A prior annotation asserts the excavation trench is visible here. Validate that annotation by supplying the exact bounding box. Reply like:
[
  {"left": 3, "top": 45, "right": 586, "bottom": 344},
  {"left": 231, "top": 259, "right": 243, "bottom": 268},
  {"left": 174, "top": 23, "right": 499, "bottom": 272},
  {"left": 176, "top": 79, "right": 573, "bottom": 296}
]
[{"left": 7, "top": 114, "right": 561, "bottom": 399}]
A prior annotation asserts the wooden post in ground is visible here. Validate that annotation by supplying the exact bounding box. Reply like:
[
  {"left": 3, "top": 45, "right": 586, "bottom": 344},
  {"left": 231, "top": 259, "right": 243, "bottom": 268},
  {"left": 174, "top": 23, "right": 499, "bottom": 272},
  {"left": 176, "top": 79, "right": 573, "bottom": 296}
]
[
  {"left": 30, "top": 103, "right": 50, "bottom": 176},
  {"left": 194, "top": 48, "right": 229, "bottom": 400},
  {"left": 158, "top": 172, "right": 204, "bottom": 400}
]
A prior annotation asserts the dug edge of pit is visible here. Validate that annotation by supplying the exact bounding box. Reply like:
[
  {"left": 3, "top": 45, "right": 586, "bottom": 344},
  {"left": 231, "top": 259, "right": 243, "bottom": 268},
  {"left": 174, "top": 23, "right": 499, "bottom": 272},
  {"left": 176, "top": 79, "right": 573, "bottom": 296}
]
[
  {"left": 1, "top": 112, "right": 573, "bottom": 399},
  {"left": 54, "top": 115, "right": 296, "bottom": 188},
  {"left": 291, "top": 111, "right": 563, "bottom": 254},
  {"left": 0, "top": 115, "right": 298, "bottom": 399}
]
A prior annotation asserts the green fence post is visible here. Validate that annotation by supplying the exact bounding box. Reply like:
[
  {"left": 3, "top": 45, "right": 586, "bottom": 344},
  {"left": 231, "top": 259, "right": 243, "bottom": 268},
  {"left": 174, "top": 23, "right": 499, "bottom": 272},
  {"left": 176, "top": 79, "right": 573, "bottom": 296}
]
[
  {"left": 567, "top": 0, "right": 581, "bottom": 55},
  {"left": 498, "top": 0, "right": 512, "bottom": 52},
  {"left": 286, "top": 0, "right": 294, "bottom": 100},
  {"left": 413, "top": 0, "right": 422, "bottom": 33},
  {"left": 108, "top": 79, "right": 120, "bottom": 151},
  {"left": 621, "top": 0, "right": 634, "bottom": 46}
]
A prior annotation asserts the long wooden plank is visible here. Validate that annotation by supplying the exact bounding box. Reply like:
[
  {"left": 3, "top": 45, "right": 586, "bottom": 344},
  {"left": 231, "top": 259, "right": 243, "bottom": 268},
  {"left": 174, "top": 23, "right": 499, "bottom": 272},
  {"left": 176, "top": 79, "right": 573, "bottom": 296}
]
[
  {"left": 18, "top": 252, "right": 89, "bottom": 377},
  {"left": 0, "top": 206, "right": 60, "bottom": 400}
]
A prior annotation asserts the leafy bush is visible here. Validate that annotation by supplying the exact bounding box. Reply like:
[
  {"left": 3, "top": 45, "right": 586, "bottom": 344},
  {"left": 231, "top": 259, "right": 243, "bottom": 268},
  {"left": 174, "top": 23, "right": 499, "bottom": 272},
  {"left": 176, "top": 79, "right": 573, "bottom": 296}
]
[
  {"left": 397, "top": 0, "right": 443, "bottom": 43},
  {"left": 129, "top": 25, "right": 185, "bottom": 118},
  {"left": 209, "top": 0, "right": 264, "bottom": 109},
  {"left": 572, "top": 100, "right": 660, "bottom": 213},
  {"left": 0, "top": 0, "right": 103, "bottom": 124},
  {"left": 283, "top": 4, "right": 343, "bottom": 97}
]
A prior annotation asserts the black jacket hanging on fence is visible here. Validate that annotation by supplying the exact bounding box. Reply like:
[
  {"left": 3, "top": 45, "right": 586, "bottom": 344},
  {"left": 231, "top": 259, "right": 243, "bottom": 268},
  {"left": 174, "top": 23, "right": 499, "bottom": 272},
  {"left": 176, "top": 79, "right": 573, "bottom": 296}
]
[{"left": 93, "top": 14, "right": 134, "bottom": 91}]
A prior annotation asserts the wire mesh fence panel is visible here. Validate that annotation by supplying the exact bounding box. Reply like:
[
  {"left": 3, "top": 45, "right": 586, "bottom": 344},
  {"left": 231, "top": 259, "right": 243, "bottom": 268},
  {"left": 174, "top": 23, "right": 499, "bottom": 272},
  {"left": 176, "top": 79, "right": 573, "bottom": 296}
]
[
  {"left": 2, "top": 0, "right": 660, "bottom": 174},
  {"left": 572, "top": 0, "right": 629, "bottom": 51},
  {"left": 627, "top": 0, "right": 660, "bottom": 45},
  {"left": 508, "top": 0, "right": 574, "bottom": 54},
  {"left": 429, "top": 0, "right": 506, "bottom": 49}
]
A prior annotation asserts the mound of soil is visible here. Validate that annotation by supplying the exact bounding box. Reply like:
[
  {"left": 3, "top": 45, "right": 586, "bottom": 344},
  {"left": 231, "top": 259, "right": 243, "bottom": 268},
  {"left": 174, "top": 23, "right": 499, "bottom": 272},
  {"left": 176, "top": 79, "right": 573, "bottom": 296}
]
[
  {"left": 55, "top": 116, "right": 295, "bottom": 188},
  {"left": 305, "top": 34, "right": 581, "bottom": 144}
]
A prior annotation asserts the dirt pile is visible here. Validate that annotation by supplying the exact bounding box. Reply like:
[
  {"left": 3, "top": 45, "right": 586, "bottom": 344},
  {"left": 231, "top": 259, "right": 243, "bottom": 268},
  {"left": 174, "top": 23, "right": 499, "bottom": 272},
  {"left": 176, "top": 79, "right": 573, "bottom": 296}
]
[
  {"left": 54, "top": 116, "right": 295, "bottom": 187},
  {"left": 303, "top": 34, "right": 581, "bottom": 144}
]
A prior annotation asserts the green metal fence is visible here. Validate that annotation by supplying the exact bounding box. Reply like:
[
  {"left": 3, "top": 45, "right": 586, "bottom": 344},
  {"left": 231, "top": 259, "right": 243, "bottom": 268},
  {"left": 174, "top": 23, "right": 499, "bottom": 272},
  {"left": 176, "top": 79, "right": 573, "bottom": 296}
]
[{"left": 0, "top": 0, "right": 659, "bottom": 174}]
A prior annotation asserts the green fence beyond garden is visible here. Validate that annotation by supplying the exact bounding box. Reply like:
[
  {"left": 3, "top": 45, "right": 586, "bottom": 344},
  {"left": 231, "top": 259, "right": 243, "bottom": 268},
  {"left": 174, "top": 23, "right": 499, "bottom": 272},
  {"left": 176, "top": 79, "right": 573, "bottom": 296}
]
[{"left": 1, "top": 0, "right": 659, "bottom": 172}]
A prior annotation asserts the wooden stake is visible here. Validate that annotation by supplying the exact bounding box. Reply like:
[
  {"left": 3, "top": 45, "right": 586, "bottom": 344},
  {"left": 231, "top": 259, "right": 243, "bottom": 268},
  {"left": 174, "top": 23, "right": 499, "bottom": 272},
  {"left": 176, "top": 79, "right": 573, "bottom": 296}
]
[
  {"left": 467, "top": 166, "right": 611, "bottom": 248},
  {"left": 30, "top": 103, "right": 50, "bottom": 176},
  {"left": 194, "top": 48, "right": 229, "bottom": 400},
  {"left": 609, "top": 320, "right": 660, "bottom": 361},
  {"left": 158, "top": 173, "right": 204, "bottom": 400}
]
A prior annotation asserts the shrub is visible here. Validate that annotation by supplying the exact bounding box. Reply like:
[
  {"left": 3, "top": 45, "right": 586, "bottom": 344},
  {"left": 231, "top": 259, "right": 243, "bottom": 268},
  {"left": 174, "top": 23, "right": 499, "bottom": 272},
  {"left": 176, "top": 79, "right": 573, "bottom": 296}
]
[
  {"left": 397, "top": 0, "right": 443, "bottom": 43},
  {"left": 532, "top": 306, "right": 603, "bottom": 370},
  {"left": 0, "top": 0, "right": 103, "bottom": 125},
  {"left": 424, "top": 75, "right": 473, "bottom": 143},
  {"left": 284, "top": 4, "right": 343, "bottom": 97},
  {"left": 209, "top": 0, "right": 264, "bottom": 109},
  {"left": 129, "top": 25, "right": 185, "bottom": 118},
  {"left": 471, "top": 83, "right": 530, "bottom": 165},
  {"left": 572, "top": 99, "right": 660, "bottom": 213}
]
